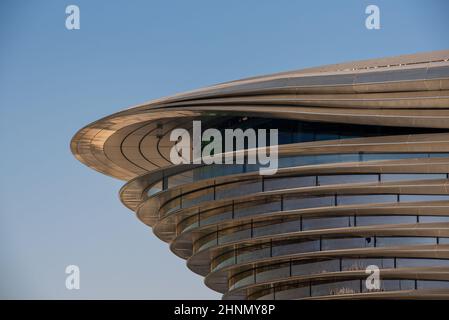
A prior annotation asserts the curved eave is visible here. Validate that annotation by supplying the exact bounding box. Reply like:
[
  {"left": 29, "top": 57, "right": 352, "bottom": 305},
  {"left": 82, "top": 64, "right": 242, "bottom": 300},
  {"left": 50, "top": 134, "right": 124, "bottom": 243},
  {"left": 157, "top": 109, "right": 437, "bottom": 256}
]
[{"left": 70, "top": 50, "right": 449, "bottom": 181}]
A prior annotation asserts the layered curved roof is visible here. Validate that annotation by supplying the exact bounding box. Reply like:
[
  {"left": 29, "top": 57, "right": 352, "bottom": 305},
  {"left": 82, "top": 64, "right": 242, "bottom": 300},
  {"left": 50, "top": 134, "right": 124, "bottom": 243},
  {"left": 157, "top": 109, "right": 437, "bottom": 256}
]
[
  {"left": 71, "top": 50, "right": 449, "bottom": 181},
  {"left": 71, "top": 50, "right": 449, "bottom": 299}
]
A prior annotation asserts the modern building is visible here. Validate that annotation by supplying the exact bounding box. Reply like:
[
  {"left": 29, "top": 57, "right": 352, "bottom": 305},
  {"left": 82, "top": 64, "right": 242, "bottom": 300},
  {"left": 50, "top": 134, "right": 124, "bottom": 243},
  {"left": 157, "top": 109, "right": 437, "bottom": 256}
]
[{"left": 71, "top": 50, "right": 449, "bottom": 299}]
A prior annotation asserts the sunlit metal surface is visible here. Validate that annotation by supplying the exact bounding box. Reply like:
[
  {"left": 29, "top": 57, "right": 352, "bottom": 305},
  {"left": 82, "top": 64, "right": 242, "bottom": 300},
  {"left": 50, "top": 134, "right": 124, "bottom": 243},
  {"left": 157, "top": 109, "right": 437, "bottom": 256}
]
[{"left": 72, "top": 50, "right": 449, "bottom": 299}]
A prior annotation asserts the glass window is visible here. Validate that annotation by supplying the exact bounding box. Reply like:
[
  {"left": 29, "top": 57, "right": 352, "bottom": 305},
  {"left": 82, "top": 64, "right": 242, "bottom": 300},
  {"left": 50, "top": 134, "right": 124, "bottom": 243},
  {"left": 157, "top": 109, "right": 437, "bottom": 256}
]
[
  {"left": 362, "top": 153, "right": 427, "bottom": 161},
  {"left": 376, "top": 237, "right": 436, "bottom": 247},
  {"left": 231, "top": 270, "right": 254, "bottom": 289},
  {"left": 192, "top": 164, "right": 245, "bottom": 181},
  {"left": 147, "top": 181, "right": 162, "bottom": 196},
  {"left": 400, "top": 194, "right": 449, "bottom": 202},
  {"left": 234, "top": 199, "right": 281, "bottom": 218},
  {"left": 312, "top": 280, "right": 360, "bottom": 296},
  {"left": 396, "top": 258, "right": 449, "bottom": 268},
  {"left": 199, "top": 205, "right": 233, "bottom": 226},
  {"left": 256, "top": 263, "right": 290, "bottom": 283},
  {"left": 318, "top": 174, "right": 378, "bottom": 186},
  {"left": 292, "top": 259, "right": 340, "bottom": 276},
  {"left": 275, "top": 285, "right": 309, "bottom": 299},
  {"left": 356, "top": 215, "right": 416, "bottom": 226},
  {"left": 168, "top": 172, "right": 194, "bottom": 188},
  {"left": 218, "top": 226, "right": 251, "bottom": 245},
  {"left": 237, "top": 246, "right": 270, "bottom": 264},
  {"left": 418, "top": 280, "right": 449, "bottom": 289},
  {"left": 322, "top": 237, "right": 373, "bottom": 251},
  {"left": 302, "top": 216, "right": 353, "bottom": 230},
  {"left": 256, "top": 291, "right": 275, "bottom": 300},
  {"left": 182, "top": 188, "right": 214, "bottom": 207},
  {"left": 381, "top": 173, "right": 447, "bottom": 182},
  {"left": 215, "top": 181, "right": 262, "bottom": 200},
  {"left": 150, "top": 153, "right": 449, "bottom": 198},
  {"left": 342, "top": 258, "right": 394, "bottom": 271},
  {"left": 284, "top": 196, "right": 334, "bottom": 210},
  {"left": 419, "top": 216, "right": 449, "bottom": 223},
  {"left": 337, "top": 194, "right": 397, "bottom": 205},
  {"left": 161, "top": 197, "right": 181, "bottom": 215},
  {"left": 272, "top": 240, "right": 320, "bottom": 256},
  {"left": 264, "top": 176, "right": 315, "bottom": 191},
  {"left": 196, "top": 238, "right": 217, "bottom": 252},
  {"left": 212, "top": 251, "right": 235, "bottom": 271},
  {"left": 178, "top": 215, "right": 199, "bottom": 234},
  {"left": 253, "top": 219, "right": 302, "bottom": 237}
]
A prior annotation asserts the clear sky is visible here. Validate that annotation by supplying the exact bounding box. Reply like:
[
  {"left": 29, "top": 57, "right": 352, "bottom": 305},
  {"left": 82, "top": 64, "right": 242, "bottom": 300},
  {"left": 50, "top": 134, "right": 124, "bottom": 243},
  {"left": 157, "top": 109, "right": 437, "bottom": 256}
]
[{"left": 0, "top": 0, "right": 448, "bottom": 299}]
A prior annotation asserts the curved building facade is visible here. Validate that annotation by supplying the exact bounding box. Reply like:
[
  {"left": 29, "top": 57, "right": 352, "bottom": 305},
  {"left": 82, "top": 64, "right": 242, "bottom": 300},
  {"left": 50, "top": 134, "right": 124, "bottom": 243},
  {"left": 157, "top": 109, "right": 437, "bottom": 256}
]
[{"left": 71, "top": 50, "right": 449, "bottom": 299}]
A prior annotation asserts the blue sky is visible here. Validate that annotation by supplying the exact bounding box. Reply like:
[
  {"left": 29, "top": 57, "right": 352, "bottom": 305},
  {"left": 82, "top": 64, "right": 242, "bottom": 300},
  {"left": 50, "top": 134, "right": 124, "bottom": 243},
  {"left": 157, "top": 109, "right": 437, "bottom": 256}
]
[{"left": 0, "top": 0, "right": 448, "bottom": 299}]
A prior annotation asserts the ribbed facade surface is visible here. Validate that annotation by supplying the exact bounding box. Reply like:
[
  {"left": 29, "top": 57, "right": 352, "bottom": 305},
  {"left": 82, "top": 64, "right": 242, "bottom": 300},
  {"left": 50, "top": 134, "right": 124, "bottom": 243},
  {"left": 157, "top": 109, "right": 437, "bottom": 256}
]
[{"left": 71, "top": 50, "right": 449, "bottom": 299}]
